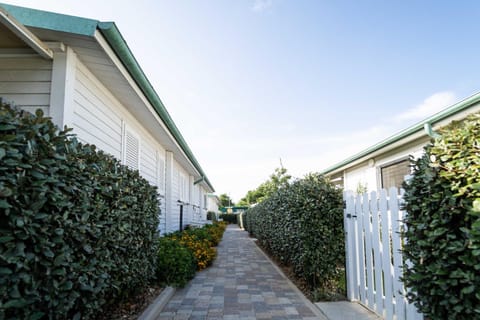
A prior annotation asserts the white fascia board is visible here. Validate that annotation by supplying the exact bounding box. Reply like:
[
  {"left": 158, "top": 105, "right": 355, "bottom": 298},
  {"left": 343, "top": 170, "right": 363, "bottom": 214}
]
[
  {"left": 93, "top": 30, "right": 201, "bottom": 177},
  {"left": 326, "top": 130, "right": 427, "bottom": 177},
  {"left": 0, "top": 7, "right": 52, "bottom": 59}
]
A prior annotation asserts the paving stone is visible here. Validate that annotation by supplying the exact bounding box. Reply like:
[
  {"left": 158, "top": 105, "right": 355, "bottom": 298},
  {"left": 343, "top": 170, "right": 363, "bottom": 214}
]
[{"left": 155, "top": 225, "right": 324, "bottom": 319}]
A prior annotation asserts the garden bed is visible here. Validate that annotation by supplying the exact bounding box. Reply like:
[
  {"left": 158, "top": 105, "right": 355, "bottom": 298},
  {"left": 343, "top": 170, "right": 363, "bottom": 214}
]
[{"left": 95, "top": 285, "right": 164, "bottom": 320}]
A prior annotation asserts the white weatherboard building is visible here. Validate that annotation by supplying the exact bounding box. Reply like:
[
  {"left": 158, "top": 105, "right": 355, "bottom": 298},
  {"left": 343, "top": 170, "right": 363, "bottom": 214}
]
[
  {"left": 321, "top": 93, "right": 480, "bottom": 193},
  {"left": 0, "top": 3, "right": 215, "bottom": 234}
]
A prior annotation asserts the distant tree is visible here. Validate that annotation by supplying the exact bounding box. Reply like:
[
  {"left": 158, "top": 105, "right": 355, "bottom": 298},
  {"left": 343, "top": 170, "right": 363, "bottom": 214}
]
[
  {"left": 239, "top": 165, "right": 291, "bottom": 206},
  {"left": 218, "top": 193, "right": 234, "bottom": 207}
]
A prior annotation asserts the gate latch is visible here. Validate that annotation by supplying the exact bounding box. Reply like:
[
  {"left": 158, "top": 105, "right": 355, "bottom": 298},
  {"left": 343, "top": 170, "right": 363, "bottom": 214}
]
[{"left": 346, "top": 214, "right": 357, "bottom": 218}]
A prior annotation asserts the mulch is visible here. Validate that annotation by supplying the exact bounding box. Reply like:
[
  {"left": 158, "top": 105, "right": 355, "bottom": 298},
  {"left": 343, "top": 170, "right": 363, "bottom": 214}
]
[{"left": 95, "top": 285, "right": 164, "bottom": 320}]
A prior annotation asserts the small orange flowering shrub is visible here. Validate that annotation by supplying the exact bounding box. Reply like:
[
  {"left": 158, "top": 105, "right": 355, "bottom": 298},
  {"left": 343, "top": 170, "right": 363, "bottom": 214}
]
[
  {"left": 176, "top": 233, "right": 217, "bottom": 270},
  {"left": 204, "top": 222, "right": 227, "bottom": 246},
  {"left": 164, "top": 222, "right": 226, "bottom": 272}
]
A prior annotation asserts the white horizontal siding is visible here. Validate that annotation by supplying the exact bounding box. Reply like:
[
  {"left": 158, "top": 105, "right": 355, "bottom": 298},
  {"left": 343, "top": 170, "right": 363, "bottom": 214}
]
[
  {"left": 73, "top": 61, "right": 123, "bottom": 158},
  {"left": 0, "top": 57, "right": 52, "bottom": 115},
  {"left": 140, "top": 141, "right": 157, "bottom": 185},
  {"left": 168, "top": 161, "right": 181, "bottom": 233}
]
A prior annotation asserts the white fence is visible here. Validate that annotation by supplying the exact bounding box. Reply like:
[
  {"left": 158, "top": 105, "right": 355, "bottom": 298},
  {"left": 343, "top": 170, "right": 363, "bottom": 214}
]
[{"left": 344, "top": 187, "right": 423, "bottom": 320}]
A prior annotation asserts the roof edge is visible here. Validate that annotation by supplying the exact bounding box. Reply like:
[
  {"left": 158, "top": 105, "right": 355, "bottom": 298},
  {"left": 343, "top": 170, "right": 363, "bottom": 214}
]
[
  {"left": 0, "top": 3, "right": 215, "bottom": 192},
  {"left": 0, "top": 3, "right": 99, "bottom": 36},
  {"left": 321, "top": 91, "right": 480, "bottom": 175},
  {"left": 97, "top": 23, "right": 215, "bottom": 192}
]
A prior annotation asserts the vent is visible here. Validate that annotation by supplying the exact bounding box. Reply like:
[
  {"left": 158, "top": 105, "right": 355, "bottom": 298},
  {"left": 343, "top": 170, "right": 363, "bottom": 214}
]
[{"left": 125, "top": 130, "right": 139, "bottom": 170}]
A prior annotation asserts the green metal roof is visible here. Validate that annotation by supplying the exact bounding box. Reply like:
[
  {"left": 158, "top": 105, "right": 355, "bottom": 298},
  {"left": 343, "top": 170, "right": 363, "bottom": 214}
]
[
  {"left": 321, "top": 91, "right": 480, "bottom": 175},
  {"left": 0, "top": 3, "right": 214, "bottom": 192}
]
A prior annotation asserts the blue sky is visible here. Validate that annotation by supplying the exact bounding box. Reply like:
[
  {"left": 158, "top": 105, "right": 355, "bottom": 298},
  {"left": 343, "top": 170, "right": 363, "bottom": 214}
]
[{"left": 5, "top": 0, "right": 480, "bottom": 201}]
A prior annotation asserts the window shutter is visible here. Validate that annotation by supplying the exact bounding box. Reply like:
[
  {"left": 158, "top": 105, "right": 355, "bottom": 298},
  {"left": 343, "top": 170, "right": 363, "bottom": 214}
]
[{"left": 125, "top": 130, "right": 139, "bottom": 170}]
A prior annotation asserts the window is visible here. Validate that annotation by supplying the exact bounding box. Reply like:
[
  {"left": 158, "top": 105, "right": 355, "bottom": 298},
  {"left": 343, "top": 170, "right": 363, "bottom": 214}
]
[{"left": 380, "top": 159, "right": 410, "bottom": 190}]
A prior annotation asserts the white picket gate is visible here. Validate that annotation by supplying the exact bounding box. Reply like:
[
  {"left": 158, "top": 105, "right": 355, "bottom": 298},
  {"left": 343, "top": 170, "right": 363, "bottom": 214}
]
[{"left": 344, "top": 187, "right": 423, "bottom": 320}]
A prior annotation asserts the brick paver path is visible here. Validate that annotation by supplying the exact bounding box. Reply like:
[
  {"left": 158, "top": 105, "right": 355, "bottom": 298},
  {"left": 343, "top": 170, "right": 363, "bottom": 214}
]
[{"left": 157, "top": 224, "right": 325, "bottom": 320}]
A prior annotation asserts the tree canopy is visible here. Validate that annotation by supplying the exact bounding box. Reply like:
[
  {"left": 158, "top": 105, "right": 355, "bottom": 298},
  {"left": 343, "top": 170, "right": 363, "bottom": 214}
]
[
  {"left": 218, "top": 193, "right": 234, "bottom": 207},
  {"left": 237, "top": 166, "right": 291, "bottom": 206}
]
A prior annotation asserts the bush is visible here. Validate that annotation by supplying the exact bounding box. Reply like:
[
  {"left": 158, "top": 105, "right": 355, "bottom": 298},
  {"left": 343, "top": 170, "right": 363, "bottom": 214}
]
[
  {"left": 204, "top": 223, "right": 224, "bottom": 246},
  {"left": 244, "top": 173, "right": 344, "bottom": 296},
  {"left": 156, "top": 237, "right": 196, "bottom": 287},
  {"left": 219, "top": 213, "right": 237, "bottom": 224},
  {"left": 173, "top": 232, "right": 216, "bottom": 271},
  {"left": 402, "top": 113, "right": 480, "bottom": 319},
  {"left": 0, "top": 103, "right": 160, "bottom": 319},
  {"left": 206, "top": 211, "right": 217, "bottom": 221}
]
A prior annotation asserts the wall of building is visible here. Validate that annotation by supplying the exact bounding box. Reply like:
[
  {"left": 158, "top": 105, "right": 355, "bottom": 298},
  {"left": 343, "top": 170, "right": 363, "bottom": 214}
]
[
  {"left": 342, "top": 141, "right": 425, "bottom": 193},
  {"left": 0, "top": 57, "right": 52, "bottom": 115}
]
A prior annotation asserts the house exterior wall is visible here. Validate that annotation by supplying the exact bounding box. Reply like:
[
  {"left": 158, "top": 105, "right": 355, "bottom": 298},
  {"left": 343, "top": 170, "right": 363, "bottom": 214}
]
[
  {"left": 0, "top": 7, "right": 215, "bottom": 235},
  {"left": 343, "top": 140, "right": 427, "bottom": 193},
  {"left": 207, "top": 195, "right": 219, "bottom": 214},
  {"left": 0, "top": 57, "right": 52, "bottom": 115}
]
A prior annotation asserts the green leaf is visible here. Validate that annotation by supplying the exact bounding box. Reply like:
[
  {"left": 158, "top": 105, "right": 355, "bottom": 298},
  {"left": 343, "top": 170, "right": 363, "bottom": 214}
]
[
  {"left": 0, "top": 267, "right": 13, "bottom": 275},
  {"left": 2, "top": 299, "right": 27, "bottom": 308},
  {"left": 43, "top": 249, "right": 54, "bottom": 258},
  {"left": 30, "top": 312, "right": 45, "bottom": 320},
  {"left": 0, "top": 199, "right": 11, "bottom": 209},
  {"left": 0, "top": 236, "right": 14, "bottom": 243}
]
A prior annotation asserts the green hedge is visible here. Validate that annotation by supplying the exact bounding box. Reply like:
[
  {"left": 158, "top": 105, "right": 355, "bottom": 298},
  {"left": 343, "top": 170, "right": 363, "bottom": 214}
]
[
  {"left": 244, "top": 173, "right": 344, "bottom": 295},
  {"left": 156, "top": 237, "right": 196, "bottom": 287},
  {"left": 219, "top": 213, "right": 237, "bottom": 224},
  {"left": 0, "top": 103, "right": 160, "bottom": 319},
  {"left": 402, "top": 113, "right": 480, "bottom": 319}
]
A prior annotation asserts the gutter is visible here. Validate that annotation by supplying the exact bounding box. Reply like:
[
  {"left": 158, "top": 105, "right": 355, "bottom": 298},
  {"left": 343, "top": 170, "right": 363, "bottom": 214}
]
[
  {"left": 321, "top": 92, "right": 480, "bottom": 176},
  {"left": 0, "top": 3, "right": 215, "bottom": 192},
  {"left": 97, "top": 22, "right": 214, "bottom": 192}
]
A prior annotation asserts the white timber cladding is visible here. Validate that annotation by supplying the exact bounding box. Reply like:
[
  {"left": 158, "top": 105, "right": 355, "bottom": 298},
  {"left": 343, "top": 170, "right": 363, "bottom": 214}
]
[
  {"left": 343, "top": 144, "right": 424, "bottom": 193},
  {"left": 0, "top": 57, "right": 52, "bottom": 115},
  {"left": 73, "top": 59, "right": 123, "bottom": 158},
  {"left": 71, "top": 56, "right": 176, "bottom": 233},
  {"left": 168, "top": 159, "right": 181, "bottom": 233}
]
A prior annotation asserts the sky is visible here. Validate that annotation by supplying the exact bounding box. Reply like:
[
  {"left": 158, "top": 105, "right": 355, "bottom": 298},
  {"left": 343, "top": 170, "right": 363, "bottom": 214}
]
[{"left": 4, "top": 0, "right": 480, "bottom": 201}]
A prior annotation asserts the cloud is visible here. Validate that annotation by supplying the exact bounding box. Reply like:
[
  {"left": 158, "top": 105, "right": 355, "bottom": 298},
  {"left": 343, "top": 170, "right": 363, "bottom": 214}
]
[
  {"left": 252, "top": 0, "right": 273, "bottom": 13},
  {"left": 396, "top": 91, "right": 457, "bottom": 122}
]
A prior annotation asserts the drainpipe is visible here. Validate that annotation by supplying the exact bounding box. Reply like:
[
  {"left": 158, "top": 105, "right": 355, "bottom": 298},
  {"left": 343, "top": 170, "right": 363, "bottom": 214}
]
[
  {"left": 194, "top": 176, "right": 204, "bottom": 185},
  {"left": 424, "top": 122, "right": 441, "bottom": 139}
]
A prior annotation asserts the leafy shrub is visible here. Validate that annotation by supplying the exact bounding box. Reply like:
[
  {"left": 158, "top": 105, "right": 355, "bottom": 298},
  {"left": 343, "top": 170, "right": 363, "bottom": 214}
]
[
  {"left": 402, "top": 113, "right": 480, "bottom": 319},
  {"left": 244, "top": 173, "right": 344, "bottom": 296},
  {"left": 204, "top": 222, "right": 227, "bottom": 246},
  {"left": 219, "top": 213, "right": 237, "bottom": 224},
  {"left": 184, "top": 226, "right": 214, "bottom": 245},
  {"left": 0, "top": 103, "right": 159, "bottom": 319},
  {"left": 206, "top": 211, "right": 217, "bottom": 221},
  {"left": 173, "top": 233, "right": 216, "bottom": 270},
  {"left": 156, "top": 237, "right": 196, "bottom": 287}
]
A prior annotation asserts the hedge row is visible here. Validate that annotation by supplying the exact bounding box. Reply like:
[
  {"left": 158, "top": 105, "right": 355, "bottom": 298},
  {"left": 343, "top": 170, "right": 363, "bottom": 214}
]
[
  {"left": 402, "top": 113, "right": 480, "bottom": 319},
  {"left": 157, "top": 222, "right": 227, "bottom": 286},
  {"left": 0, "top": 104, "right": 160, "bottom": 319},
  {"left": 244, "top": 173, "right": 344, "bottom": 295},
  {"left": 219, "top": 213, "right": 237, "bottom": 224}
]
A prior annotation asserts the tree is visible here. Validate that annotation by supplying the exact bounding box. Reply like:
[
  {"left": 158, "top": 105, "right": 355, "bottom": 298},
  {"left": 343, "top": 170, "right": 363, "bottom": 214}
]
[
  {"left": 239, "top": 165, "right": 291, "bottom": 206},
  {"left": 218, "top": 193, "right": 234, "bottom": 207}
]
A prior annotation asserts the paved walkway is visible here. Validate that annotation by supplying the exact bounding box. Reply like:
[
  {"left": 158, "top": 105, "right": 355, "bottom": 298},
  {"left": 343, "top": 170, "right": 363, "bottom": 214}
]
[{"left": 157, "top": 224, "right": 326, "bottom": 320}]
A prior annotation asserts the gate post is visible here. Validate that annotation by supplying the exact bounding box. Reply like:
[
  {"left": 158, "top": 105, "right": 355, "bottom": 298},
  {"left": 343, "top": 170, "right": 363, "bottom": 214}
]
[{"left": 344, "top": 191, "right": 358, "bottom": 301}]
